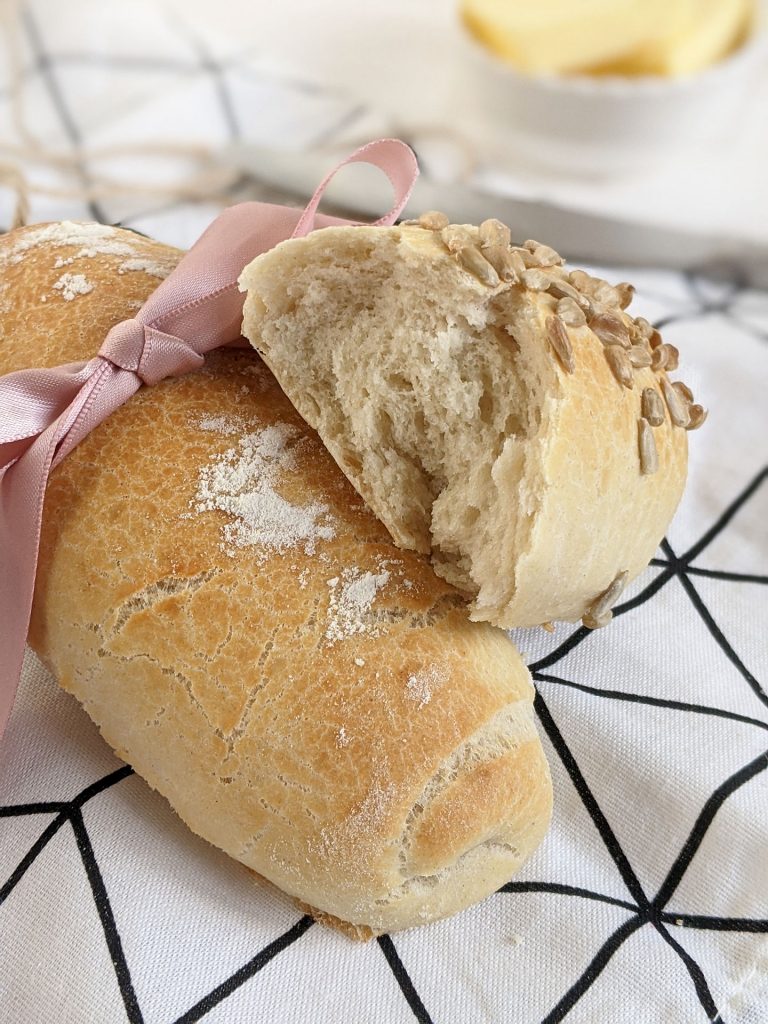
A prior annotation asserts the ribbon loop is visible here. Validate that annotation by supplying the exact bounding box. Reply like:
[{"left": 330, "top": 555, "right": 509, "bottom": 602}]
[{"left": 291, "top": 138, "right": 418, "bottom": 239}]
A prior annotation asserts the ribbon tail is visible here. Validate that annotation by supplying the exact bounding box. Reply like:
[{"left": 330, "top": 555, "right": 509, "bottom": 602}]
[
  {"left": 0, "top": 434, "right": 60, "bottom": 739},
  {"left": 0, "top": 364, "right": 123, "bottom": 740},
  {"left": 0, "top": 360, "right": 95, "bottom": 465}
]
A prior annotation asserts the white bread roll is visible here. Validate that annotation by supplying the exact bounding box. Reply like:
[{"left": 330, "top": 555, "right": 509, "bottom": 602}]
[
  {"left": 240, "top": 218, "right": 699, "bottom": 629},
  {"left": 0, "top": 223, "right": 552, "bottom": 935}
]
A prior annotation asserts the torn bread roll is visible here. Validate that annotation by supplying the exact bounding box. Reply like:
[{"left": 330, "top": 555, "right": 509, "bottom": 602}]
[
  {"left": 0, "top": 223, "right": 552, "bottom": 935},
  {"left": 240, "top": 217, "right": 698, "bottom": 630}
]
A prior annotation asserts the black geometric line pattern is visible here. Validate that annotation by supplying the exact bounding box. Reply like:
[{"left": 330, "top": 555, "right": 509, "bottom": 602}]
[
  {"left": 378, "top": 936, "right": 436, "bottom": 1024},
  {"left": 172, "top": 916, "right": 315, "bottom": 1024},
  {"left": 540, "top": 916, "right": 647, "bottom": 1024},
  {"left": 3, "top": 473, "right": 764, "bottom": 1021},
  {"left": 514, "top": 690, "right": 767, "bottom": 1022},
  {"left": 528, "top": 466, "right": 768, "bottom": 684},
  {"left": 2, "top": 5, "right": 767, "bottom": 1021},
  {"left": 535, "top": 673, "right": 768, "bottom": 734},
  {"left": 517, "top": 468, "right": 768, "bottom": 1020},
  {"left": 70, "top": 805, "right": 145, "bottom": 1024}
]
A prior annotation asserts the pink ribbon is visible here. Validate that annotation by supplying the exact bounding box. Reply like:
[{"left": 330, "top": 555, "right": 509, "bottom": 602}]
[{"left": 0, "top": 138, "right": 418, "bottom": 740}]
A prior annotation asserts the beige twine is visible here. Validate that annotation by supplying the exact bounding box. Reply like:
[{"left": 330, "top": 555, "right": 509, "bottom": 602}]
[
  {"left": 0, "top": 0, "right": 241, "bottom": 230},
  {"left": 0, "top": 0, "right": 477, "bottom": 232}
]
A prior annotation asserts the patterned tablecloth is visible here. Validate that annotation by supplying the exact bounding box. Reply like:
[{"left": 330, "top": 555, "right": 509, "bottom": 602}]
[{"left": 1, "top": 3, "right": 767, "bottom": 1022}]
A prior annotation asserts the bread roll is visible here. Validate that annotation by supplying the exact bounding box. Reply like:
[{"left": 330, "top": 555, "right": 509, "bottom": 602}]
[
  {"left": 240, "top": 219, "right": 697, "bottom": 630},
  {"left": 0, "top": 222, "right": 552, "bottom": 934}
]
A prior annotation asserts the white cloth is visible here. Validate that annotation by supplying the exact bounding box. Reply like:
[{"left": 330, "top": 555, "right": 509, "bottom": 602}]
[{"left": 1, "top": 3, "right": 767, "bottom": 1022}]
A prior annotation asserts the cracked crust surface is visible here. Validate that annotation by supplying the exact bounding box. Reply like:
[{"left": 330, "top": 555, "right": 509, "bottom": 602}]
[{"left": 2, "top": 223, "right": 552, "bottom": 933}]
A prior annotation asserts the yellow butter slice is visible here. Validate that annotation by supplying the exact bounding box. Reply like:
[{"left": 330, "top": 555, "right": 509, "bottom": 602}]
[
  {"left": 461, "top": 0, "right": 674, "bottom": 75},
  {"left": 589, "top": 0, "right": 754, "bottom": 76}
]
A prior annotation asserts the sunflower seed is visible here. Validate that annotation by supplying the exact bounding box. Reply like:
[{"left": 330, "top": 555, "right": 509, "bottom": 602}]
[
  {"left": 651, "top": 345, "right": 671, "bottom": 371},
  {"left": 507, "top": 249, "right": 527, "bottom": 278},
  {"left": 457, "top": 245, "right": 501, "bottom": 287},
  {"left": 479, "top": 218, "right": 511, "bottom": 249},
  {"left": 641, "top": 387, "right": 665, "bottom": 426},
  {"left": 569, "top": 270, "right": 619, "bottom": 308},
  {"left": 591, "top": 310, "right": 631, "bottom": 348},
  {"left": 633, "top": 319, "right": 662, "bottom": 349},
  {"left": 483, "top": 244, "right": 520, "bottom": 282},
  {"left": 522, "top": 268, "right": 552, "bottom": 291},
  {"left": 517, "top": 248, "right": 539, "bottom": 269},
  {"left": 557, "top": 296, "right": 587, "bottom": 326},
  {"left": 673, "top": 381, "right": 694, "bottom": 403},
  {"left": 418, "top": 210, "right": 450, "bottom": 231},
  {"left": 592, "top": 280, "right": 620, "bottom": 307},
  {"left": 582, "top": 611, "right": 613, "bottom": 630},
  {"left": 544, "top": 263, "right": 569, "bottom": 279},
  {"left": 661, "top": 377, "right": 690, "bottom": 427},
  {"left": 615, "top": 283, "right": 635, "bottom": 309},
  {"left": 686, "top": 404, "right": 708, "bottom": 430},
  {"left": 588, "top": 570, "right": 630, "bottom": 622},
  {"left": 639, "top": 418, "right": 658, "bottom": 474},
  {"left": 569, "top": 269, "right": 594, "bottom": 294},
  {"left": 547, "top": 278, "right": 591, "bottom": 309},
  {"left": 605, "top": 345, "right": 633, "bottom": 388},
  {"left": 629, "top": 344, "right": 652, "bottom": 368},
  {"left": 652, "top": 343, "right": 679, "bottom": 371},
  {"left": 634, "top": 317, "right": 655, "bottom": 341},
  {"left": 546, "top": 315, "right": 575, "bottom": 373},
  {"left": 662, "top": 344, "right": 679, "bottom": 371},
  {"left": 441, "top": 224, "right": 475, "bottom": 253},
  {"left": 529, "top": 244, "right": 563, "bottom": 268}
]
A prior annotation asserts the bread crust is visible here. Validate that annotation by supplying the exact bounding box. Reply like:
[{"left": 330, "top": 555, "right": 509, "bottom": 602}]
[
  {"left": 1, "top": 223, "right": 552, "bottom": 933},
  {"left": 240, "top": 223, "right": 689, "bottom": 629}
]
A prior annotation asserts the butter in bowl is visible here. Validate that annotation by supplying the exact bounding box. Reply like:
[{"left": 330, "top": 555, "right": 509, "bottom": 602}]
[{"left": 458, "top": 0, "right": 766, "bottom": 175}]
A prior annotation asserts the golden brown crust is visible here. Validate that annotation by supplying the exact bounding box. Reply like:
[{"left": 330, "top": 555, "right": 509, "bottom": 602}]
[
  {"left": 494, "top": 287, "right": 689, "bottom": 627},
  {"left": 0, "top": 221, "right": 181, "bottom": 372},
  {"left": 408, "top": 739, "right": 545, "bottom": 876},
  {"left": 295, "top": 901, "right": 374, "bottom": 942},
  {"left": 1, "top": 222, "right": 552, "bottom": 933}
]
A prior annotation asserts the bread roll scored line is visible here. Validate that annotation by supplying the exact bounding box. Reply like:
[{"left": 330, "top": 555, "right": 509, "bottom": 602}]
[{"left": 0, "top": 224, "right": 552, "bottom": 935}]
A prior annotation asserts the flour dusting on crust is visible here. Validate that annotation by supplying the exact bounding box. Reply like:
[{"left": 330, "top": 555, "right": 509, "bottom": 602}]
[
  {"left": 196, "top": 414, "right": 247, "bottom": 436},
  {"left": 1, "top": 222, "right": 135, "bottom": 265},
  {"left": 1, "top": 221, "right": 175, "bottom": 279},
  {"left": 52, "top": 273, "right": 94, "bottom": 301},
  {"left": 117, "top": 256, "right": 174, "bottom": 279},
  {"left": 406, "top": 665, "right": 448, "bottom": 708},
  {"left": 192, "top": 423, "right": 336, "bottom": 558},
  {"left": 325, "top": 568, "right": 391, "bottom": 644}
]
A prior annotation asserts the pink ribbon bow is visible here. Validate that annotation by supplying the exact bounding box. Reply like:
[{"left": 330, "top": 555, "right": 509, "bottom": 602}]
[{"left": 0, "top": 138, "right": 419, "bottom": 741}]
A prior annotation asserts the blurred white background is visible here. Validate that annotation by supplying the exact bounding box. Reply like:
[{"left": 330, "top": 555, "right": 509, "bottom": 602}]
[{"left": 1, "top": 0, "right": 767, "bottom": 274}]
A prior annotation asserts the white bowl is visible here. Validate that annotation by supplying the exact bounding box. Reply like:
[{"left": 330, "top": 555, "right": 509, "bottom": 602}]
[{"left": 458, "top": 13, "right": 768, "bottom": 177}]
